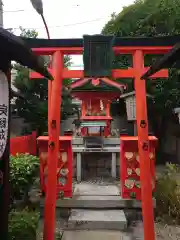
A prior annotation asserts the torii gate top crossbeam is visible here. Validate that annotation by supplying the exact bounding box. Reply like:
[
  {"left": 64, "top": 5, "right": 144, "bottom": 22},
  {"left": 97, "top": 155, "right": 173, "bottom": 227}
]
[{"left": 21, "top": 35, "right": 180, "bottom": 55}]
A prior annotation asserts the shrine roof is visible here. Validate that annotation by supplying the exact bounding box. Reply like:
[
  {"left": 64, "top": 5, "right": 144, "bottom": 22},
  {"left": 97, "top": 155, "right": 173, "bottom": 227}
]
[
  {"left": 0, "top": 28, "right": 52, "bottom": 79},
  {"left": 141, "top": 42, "right": 180, "bottom": 79},
  {"left": 71, "top": 78, "right": 124, "bottom": 92},
  {"left": 22, "top": 35, "right": 180, "bottom": 48},
  {"left": 120, "top": 91, "right": 153, "bottom": 98}
]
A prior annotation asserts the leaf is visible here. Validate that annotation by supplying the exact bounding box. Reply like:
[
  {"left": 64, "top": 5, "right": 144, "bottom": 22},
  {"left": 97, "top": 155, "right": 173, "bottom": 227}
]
[
  {"left": 10, "top": 154, "right": 39, "bottom": 201},
  {"left": 12, "top": 28, "right": 75, "bottom": 134}
]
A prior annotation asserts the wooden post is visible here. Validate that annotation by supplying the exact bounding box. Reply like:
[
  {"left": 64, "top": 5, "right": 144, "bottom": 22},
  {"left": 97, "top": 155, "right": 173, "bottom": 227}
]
[
  {"left": 133, "top": 50, "right": 155, "bottom": 240},
  {"left": 48, "top": 55, "right": 53, "bottom": 135},
  {"left": 43, "top": 51, "right": 63, "bottom": 240},
  {"left": 0, "top": 69, "right": 10, "bottom": 240}
]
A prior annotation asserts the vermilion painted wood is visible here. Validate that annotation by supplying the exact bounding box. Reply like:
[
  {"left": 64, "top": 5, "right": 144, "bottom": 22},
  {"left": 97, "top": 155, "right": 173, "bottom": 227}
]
[
  {"left": 70, "top": 78, "right": 89, "bottom": 89},
  {"left": 120, "top": 136, "right": 157, "bottom": 141},
  {"left": 70, "top": 77, "right": 126, "bottom": 89},
  {"left": 72, "top": 91, "right": 118, "bottom": 137},
  {"left": 43, "top": 51, "right": 63, "bottom": 240},
  {"left": 71, "top": 92, "right": 121, "bottom": 100},
  {"left": 80, "top": 116, "right": 112, "bottom": 120},
  {"left": 30, "top": 67, "right": 168, "bottom": 79},
  {"left": 30, "top": 44, "right": 170, "bottom": 240},
  {"left": 31, "top": 46, "right": 172, "bottom": 55},
  {"left": 37, "top": 137, "right": 72, "bottom": 197},
  {"left": 48, "top": 80, "right": 52, "bottom": 135},
  {"left": 37, "top": 136, "right": 72, "bottom": 141},
  {"left": 134, "top": 50, "right": 155, "bottom": 240},
  {"left": 120, "top": 136, "right": 157, "bottom": 200}
]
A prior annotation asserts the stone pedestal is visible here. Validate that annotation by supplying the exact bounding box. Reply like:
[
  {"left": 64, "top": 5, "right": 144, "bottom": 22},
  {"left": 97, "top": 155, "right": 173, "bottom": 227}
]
[{"left": 73, "top": 153, "right": 120, "bottom": 181}]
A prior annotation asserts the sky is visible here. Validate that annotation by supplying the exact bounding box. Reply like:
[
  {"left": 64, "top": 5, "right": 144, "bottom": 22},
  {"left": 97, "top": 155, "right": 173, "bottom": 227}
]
[{"left": 3, "top": 0, "right": 134, "bottom": 66}]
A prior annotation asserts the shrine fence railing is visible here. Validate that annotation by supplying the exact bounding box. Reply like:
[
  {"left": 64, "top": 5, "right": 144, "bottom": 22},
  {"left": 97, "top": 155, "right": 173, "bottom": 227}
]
[{"left": 10, "top": 131, "right": 37, "bottom": 156}]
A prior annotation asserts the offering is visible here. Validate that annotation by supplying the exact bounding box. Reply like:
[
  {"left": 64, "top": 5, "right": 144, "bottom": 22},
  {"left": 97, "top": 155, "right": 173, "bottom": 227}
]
[
  {"left": 59, "top": 177, "right": 66, "bottom": 186},
  {"left": 135, "top": 181, "right": 141, "bottom": 188},
  {"left": 61, "top": 152, "right": 67, "bottom": 163},
  {"left": 127, "top": 168, "right": 132, "bottom": 176},
  {"left": 60, "top": 168, "right": 69, "bottom": 176},
  {"left": 125, "top": 152, "right": 134, "bottom": 161},
  {"left": 136, "top": 153, "right": 139, "bottom": 162},
  {"left": 149, "top": 152, "right": 154, "bottom": 160},
  {"left": 124, "top": 179, "right": 135, "bottom": 189},
  {"left": 135, "top": 168, "right": 140, "bottom": 176}
]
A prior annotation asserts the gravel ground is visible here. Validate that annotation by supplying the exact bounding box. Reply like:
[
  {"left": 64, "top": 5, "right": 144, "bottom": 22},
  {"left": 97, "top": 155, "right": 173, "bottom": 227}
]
[
  {"left": 155, "top": 223, "right": 180, "bottom": 239},
  {"left": 131, "top": 222, "right": 180, "bottom": 240}
]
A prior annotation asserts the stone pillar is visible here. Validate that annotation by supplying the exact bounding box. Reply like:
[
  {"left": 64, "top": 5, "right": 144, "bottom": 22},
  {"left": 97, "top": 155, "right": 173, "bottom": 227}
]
[
  {"left": 76, "top": 153, "right": 81, "bottom": 182},
  {"left": 111, "top": 152, "right": 116, "bottom": 178}
]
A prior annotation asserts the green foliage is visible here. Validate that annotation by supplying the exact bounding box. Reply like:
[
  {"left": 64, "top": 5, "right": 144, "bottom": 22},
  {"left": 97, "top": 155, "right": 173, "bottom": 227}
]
[
  {"left": 55, "top": 233, "right": 63, "bottom": 240},
  {"left": 102, "top": 0, "right": 180, "bottom": 158},
  {"left": 12, "top": 27, "right": 75, "bottom": 135},
  {"left": 155, "top": 163, "right": 180, "bottom": 224},
  {"left": 10, "top": 153, "right": 39, "bottom": 200},
  {"left": 8, "top": 209, "right": 39, "bottom": 240},
  {"left": 102, "top": 0, "right": 180, "bottom": 37},
  {"left": 19, "top": 26, "right": 38, "bottom": 38}
]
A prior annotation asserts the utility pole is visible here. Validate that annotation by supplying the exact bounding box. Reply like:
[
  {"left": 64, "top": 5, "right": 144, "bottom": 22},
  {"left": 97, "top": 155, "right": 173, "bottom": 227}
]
[{"left": 0, "top": 0, "right": 3, "bottom": 27}]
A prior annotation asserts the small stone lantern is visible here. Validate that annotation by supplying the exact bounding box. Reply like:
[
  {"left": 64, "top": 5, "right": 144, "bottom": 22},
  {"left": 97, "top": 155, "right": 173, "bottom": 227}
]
[{"left": 120, "top": 91, "right": 153, "bottom": 135}]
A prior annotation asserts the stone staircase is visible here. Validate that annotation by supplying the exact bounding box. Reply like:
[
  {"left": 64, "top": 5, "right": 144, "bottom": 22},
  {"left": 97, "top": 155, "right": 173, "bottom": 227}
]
[
  {"left": 60, "top": 181, "right": 127, "bottom": 231},
  {"left": 38, "top": 179, "right": 156, "bottom": 239}
]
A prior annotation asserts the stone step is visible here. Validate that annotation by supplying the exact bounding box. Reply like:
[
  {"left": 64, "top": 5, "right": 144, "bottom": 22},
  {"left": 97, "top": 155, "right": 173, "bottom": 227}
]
[
  {"left": 66, "top": 209, "right": 127, "bottom": 231},
  {"left": 62, "top": 230, "right": 141, "bottom": 240},
  {"left": 40, "top": 196, "right": 156, "bottom": 210},
  {"left": 73, "top": 182, "right": 120, "bottom": 196}
]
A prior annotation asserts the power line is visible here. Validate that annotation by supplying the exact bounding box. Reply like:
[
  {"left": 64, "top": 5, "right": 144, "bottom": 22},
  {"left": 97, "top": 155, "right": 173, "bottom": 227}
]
[
  {"left": 3, "top": 4, "right": 81, "bottom": 13},
  {"left": 3, "top": 9, "right": 27, "bottom": 13},
  {"left": 6, "top": 16, "right": 110, "bottom": 30}
]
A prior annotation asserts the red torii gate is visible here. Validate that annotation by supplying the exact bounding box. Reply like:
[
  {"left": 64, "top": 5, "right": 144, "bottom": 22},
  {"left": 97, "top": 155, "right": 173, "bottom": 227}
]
[{"left": 29, "top": 38, "right": 170, "bottom": 240}]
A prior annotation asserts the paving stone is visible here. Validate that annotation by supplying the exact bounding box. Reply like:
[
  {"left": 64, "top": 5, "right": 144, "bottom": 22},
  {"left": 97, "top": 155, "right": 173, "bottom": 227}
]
[
  {"left": 67, "top": 209, "right": 127, "bottom": 230},
  {"left": 74, "top": 182, "right": 120, "bottom": 196}
]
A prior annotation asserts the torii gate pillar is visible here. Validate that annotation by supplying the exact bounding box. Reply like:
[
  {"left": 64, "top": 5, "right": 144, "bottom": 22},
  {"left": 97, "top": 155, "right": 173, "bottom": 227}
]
[
  {"left": 134, "top": 50, "right": 155, "bottom": 240},
  {"left": 43, "top": 51, "right": 63, "bottom": 240}
]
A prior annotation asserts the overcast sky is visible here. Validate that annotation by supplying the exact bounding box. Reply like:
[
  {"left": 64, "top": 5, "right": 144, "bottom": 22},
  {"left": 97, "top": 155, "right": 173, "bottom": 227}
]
[{"left": 3, "top": 0, "right": 134, "bottom": 66}]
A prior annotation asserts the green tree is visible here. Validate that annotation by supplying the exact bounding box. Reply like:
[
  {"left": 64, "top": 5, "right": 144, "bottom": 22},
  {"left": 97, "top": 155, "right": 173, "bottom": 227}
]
[
  {"left": 102, "top": 0, "right": 180, "bottom": 159},
  {"left": 13, "top": 27, "right": 75, "bottom": 135}
]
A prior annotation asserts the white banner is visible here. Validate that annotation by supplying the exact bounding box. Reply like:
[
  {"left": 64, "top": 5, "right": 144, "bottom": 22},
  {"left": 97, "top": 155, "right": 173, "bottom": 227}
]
[{"left": 0, "top": 71, "right": 9, "bottom": 158}]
